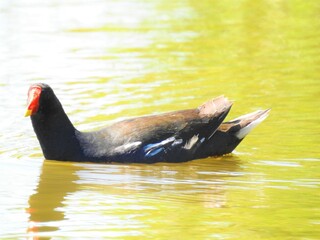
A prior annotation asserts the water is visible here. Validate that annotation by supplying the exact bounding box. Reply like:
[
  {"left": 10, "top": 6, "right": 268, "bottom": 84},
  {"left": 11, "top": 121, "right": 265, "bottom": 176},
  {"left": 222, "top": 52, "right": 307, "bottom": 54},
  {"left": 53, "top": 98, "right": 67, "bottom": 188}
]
[{"left": 0, "top": 0, "right": 319, "bottom": 239}]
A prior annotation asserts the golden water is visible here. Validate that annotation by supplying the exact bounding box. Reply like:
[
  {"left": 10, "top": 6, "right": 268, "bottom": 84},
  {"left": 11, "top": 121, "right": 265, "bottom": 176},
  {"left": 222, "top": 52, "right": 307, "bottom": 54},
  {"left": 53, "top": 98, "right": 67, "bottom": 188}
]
[{"left": 0, "top": 0, "right": 319, "bottom": 239}]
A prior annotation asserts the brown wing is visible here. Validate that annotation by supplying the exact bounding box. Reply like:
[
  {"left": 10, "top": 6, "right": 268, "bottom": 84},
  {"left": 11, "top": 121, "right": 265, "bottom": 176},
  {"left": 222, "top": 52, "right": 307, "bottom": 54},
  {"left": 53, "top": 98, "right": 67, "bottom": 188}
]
[{"left": 101, "top": 96, "right": 232, "bottom": 146}]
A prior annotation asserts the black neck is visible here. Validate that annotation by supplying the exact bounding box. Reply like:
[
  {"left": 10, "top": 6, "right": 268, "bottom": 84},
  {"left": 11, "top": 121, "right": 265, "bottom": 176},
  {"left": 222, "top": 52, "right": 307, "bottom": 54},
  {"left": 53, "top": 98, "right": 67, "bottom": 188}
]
[{"left": 31, "top": 97, "right": 83, "bottom": 161}]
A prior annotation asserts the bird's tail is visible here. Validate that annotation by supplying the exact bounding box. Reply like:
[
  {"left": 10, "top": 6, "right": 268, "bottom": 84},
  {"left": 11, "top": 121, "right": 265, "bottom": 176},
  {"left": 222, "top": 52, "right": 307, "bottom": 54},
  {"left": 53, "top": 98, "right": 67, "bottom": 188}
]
[
  {"left": 195, "top": 109, "right": 270, "bottom": 158},
  {"left": 220, "top": 109, "right": 270, "bottom": 140}
]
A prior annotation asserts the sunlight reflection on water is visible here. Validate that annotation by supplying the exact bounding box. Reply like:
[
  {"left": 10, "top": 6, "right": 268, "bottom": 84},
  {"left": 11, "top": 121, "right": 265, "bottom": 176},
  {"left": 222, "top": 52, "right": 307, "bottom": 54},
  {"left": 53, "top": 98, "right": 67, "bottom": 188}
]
[{"left": 0, "top": 0, "right": 320, "bottom": 239}]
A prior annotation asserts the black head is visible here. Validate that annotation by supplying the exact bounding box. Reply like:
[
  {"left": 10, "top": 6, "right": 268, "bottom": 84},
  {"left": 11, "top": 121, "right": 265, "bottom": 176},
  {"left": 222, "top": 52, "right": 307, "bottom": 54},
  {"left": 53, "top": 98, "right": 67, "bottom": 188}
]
[{"left": 25, "top": 83, "right": 61, "bottom": 117}]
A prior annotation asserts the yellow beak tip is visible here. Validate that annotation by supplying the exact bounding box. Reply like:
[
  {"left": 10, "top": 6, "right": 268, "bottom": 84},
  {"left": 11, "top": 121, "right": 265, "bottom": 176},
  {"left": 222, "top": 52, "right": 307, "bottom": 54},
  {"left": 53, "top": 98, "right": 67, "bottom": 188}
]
[{"left": 24, "top": 109, "right": 32, "bottom": 117}]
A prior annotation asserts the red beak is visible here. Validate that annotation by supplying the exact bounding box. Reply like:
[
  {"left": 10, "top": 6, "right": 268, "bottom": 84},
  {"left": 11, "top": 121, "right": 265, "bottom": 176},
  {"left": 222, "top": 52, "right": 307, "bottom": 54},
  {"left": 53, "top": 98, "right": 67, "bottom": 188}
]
[{"left": 25, "top": 86, "right": 42, "bottom": 117}]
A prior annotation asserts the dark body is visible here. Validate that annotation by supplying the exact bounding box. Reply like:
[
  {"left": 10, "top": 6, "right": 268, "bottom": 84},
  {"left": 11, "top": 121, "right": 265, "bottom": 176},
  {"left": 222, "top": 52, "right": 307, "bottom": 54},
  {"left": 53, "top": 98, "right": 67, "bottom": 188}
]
[{"left": 28, "top": 83, "right": 268, "bottom": 163}]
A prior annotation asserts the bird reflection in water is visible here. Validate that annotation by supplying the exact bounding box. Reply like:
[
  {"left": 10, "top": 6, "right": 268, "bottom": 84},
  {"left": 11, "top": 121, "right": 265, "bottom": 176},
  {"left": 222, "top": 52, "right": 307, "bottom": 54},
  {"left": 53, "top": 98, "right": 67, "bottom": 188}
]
[
  {"left": 26, "top": 156, "right": 240, "bottom": 239},
  {"left": 26, "top": 160, "right": 82, "bottom": 239}
]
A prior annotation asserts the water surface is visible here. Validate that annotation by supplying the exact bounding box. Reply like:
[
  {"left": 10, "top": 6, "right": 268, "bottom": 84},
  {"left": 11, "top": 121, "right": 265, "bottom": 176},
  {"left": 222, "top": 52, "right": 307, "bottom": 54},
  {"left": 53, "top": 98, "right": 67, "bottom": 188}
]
[{"left": 0, "top": 0, "right": 319, "bottom": 239}]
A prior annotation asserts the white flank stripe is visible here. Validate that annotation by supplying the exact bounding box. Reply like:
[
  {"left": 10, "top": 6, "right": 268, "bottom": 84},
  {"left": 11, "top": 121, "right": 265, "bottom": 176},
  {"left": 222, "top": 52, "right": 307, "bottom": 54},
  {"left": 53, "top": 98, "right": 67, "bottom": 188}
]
[
  {"left": 183, "top": 135, "right": 199, "bottom": 149},
  {"left": 114, "top": 141, "right": 142, "bottom": 153}
]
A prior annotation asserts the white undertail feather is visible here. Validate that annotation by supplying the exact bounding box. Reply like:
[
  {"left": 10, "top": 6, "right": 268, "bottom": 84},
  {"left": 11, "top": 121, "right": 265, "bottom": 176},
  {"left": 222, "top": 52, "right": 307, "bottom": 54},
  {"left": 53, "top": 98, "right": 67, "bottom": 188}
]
[
  {"left": 235, "top": 109, "right": 270, "bottom": 139},
  {"left": 233, "top": 110, "right": 266, "bottom": 121}
]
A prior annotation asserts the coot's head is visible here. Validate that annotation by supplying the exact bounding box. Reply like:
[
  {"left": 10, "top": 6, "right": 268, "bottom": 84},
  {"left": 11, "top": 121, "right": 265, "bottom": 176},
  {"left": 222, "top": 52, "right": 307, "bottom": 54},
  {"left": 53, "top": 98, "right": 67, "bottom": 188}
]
[{"left": 25, "top": 83, "right": 59, "bottom": 117}]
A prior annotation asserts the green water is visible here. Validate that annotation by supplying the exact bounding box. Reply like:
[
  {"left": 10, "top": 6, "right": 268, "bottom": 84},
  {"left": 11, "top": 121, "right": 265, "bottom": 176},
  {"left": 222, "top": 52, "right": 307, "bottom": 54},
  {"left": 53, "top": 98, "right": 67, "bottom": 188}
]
[{"left": 0, "top": 0, "right": 319, "bottom": 239}]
